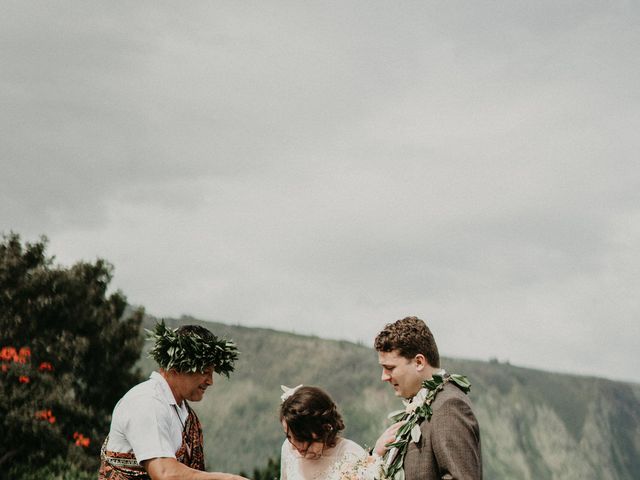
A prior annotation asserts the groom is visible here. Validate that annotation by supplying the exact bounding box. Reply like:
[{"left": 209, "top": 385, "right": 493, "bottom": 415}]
[{"left": 373, "top": 316, "right": 482, "bottom": 480}]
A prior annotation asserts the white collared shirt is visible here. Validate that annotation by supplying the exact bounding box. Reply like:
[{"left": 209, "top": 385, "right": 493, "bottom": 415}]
[{"left": 106, "top": 371, "right": 189, "bottom": 463}]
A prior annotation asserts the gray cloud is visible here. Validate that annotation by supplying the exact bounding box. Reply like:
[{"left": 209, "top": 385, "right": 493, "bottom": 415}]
[{"left": 1, "top": 1, "right": 639, "bottom": 382}]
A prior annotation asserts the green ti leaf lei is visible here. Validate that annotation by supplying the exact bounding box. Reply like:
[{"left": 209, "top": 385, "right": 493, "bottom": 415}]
[{"left": 381, "top": 371, "right": 471, "bottom": 480}]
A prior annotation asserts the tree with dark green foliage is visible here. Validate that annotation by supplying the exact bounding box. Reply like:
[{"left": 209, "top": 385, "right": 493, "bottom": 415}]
[{"left": 0, "top": 232, "right": 145, "bottom": 476}]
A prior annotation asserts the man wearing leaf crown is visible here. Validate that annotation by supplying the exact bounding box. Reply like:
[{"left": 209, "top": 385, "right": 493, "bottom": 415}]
[
  {"left": 372, "top": 316, "right": 482, "bottom": 480},
  {"left": 99, "top": 321, "right": 249, "bottom": 480}
]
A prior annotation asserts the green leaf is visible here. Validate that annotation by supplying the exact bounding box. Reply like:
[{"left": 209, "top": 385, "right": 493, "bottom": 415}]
[
  {"left": 450, "top": 373, "right": 471, "bottom": 392},
  {"left": 388, "top": 409, "right": 405, "bottom": 420},
  {"left": 385, "top": 440, "right": 405, "bottom": 448}
]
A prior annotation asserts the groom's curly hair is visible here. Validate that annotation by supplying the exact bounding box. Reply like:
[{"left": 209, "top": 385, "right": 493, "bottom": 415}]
[
  {"left": 280, "top": 386, "right": 345, "bottom": 448},
  {"left": 374, "top": 316, "right": 440, "bottom": 368}
]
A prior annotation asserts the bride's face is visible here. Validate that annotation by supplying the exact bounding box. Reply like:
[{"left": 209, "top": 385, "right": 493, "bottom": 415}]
[{"left": 282, "top": 421, "right": 324, "bottom": 459}]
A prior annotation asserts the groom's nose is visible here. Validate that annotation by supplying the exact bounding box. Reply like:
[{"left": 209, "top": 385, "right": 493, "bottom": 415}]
[{"left": 381, "top": 370, "right": 391, "bottom": 382}]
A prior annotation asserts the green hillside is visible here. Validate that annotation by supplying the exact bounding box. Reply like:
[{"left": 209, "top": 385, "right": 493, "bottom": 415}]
[{"left": 133, "top": 316, "right": 640, "bottom": 480}]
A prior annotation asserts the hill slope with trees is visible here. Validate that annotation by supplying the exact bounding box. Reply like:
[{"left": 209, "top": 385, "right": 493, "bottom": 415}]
[{"left": 139, "top": 316, "right": 640, "bottom": 480}]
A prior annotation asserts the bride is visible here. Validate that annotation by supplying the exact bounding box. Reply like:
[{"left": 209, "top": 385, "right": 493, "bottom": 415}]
[{"left": 279, "top": 385, "right": 369, "bottom": 480}]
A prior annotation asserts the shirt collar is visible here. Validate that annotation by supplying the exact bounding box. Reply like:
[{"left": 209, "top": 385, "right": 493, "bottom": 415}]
[{"left": 150, "top": 371, "right": 179, "bottom": 406}]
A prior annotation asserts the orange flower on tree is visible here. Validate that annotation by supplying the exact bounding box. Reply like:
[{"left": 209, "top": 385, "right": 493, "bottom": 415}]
[
  {"left": 35, "top": 410, "right": 48, "bottom": 420},
  {"left": 1, "top": 346, "right": 32, "bottom": 363},
  {"left": 1, "top": 346, "right": 18, "bottom": 362},
  {"left": 19, "top": 375, "right": 30, "bottom": 384},
  {"left": 73, "top": 432, "right": 90, "bottom": 447},
  {"left": 35, "top": 409, "right": 56, "bottom": 424},
  {"left": 15, "top": 347, "right": 30, "bottom": 364},
  {"left": 38, "top": 362, "right": 53, "bottom": 372}
]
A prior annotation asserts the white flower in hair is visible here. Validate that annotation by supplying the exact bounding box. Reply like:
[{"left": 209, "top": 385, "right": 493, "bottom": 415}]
[{"left": 280, "top": 384, "right": 303, "bottom": 402}]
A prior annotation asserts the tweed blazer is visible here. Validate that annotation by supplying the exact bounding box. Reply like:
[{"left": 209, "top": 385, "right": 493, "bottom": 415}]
[{"left": 402, "top": 381, "right": 482, "bottom": 480}]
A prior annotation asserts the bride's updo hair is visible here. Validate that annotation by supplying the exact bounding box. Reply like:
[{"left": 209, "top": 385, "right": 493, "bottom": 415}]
[{"left": 280, "top": 386, "right": 345, "bottom": 448}]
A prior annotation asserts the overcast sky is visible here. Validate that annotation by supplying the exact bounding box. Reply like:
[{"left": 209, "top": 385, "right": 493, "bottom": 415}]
[{"left": 2, "top": 1, "right": 639, "bottom": 383}]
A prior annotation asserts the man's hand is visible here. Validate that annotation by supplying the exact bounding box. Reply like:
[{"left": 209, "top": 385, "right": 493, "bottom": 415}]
[
  {"left": 144, "top": 457, "right": 251, "bottom": 480},
  {"left": 373, "top": 420, "right": 407, "bottom": 457}
]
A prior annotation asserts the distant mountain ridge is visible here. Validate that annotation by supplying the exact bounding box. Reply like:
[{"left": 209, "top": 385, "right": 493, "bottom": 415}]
[{"left": 136, "top": 315, "right": 640, "bottom": 480}]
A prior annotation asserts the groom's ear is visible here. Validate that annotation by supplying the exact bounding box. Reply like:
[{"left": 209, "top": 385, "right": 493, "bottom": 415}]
[{"left": 414, "top": 354, "right": 428, "bottom": 371}]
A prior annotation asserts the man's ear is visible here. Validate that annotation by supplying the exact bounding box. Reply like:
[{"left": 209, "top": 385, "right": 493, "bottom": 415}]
[{"left": 414, "top": 353, "right": 428, "bottom": 371}]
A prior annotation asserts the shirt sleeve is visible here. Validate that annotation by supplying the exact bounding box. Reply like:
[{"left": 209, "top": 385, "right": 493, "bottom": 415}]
[
  {"left": 118, "top": 395, "right": 178, "bottom": 463},
  {"left": 430, "top": 395, "right": 482, "bottom": 480}
]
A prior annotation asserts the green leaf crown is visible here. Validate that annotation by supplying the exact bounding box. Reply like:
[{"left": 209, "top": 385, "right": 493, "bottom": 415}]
[{"left": 147, "top": 321, "right": 239, "bottom": 376}]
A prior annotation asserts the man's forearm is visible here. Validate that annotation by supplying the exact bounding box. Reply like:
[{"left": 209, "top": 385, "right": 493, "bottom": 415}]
[{"left": 144, "top": 457, "right": 249, "bottom": 480}]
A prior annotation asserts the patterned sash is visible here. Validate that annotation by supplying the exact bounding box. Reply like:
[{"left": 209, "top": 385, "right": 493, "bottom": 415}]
[{"left": 99, "top": 402, "right": 205, "bottom": 479}]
